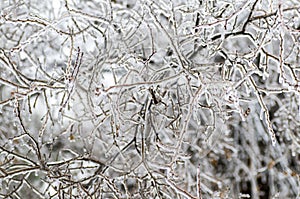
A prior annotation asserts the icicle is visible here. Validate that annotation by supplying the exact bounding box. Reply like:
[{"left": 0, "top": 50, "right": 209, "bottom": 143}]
[
  {"left": 239, "top": 193, "right": 251, "bottom": 198},
  {"left": 260, "top": 108, "right": 264, "bottom": 121},
  {"left": 292, "top": 148, "right": 296, "bottom": 157},
  {"left": 266, "top": 118, "right": 276, "bottom": 146},
  {"left": 8, "top": 139, "right": 15, "bottom": 151},
  {"left": 278, "top": 76, "right": 283, "bottom": 84},
  {"left": 58, "top": 111, "right": 63, "bottom": 125},
  {"left": 298, "top": 95, "right": 300, "bottom": 119},
  {"left": 19, "top": 138, "right": 25, "bottom": 147},
  {"left": 21, "top": 99, "right": 26, "bottom": 111},
  {"left": 28, "top": 114, "right": 32, "bottom": 122},
  {"left": 38, "top": 136, "right": 42, "bottom": 145},
  {"left": 271, "top": 133, "right": 276, "bottom": 146}
]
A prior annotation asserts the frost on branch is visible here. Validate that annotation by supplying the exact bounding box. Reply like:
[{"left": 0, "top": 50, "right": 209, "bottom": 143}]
[{"left": 0, "top": 0, "right": 300, "bottom": 198}]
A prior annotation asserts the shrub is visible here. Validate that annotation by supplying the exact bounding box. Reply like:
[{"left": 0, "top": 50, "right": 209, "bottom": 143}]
[{"left": 0, "top": 0, "right": 300, "bottom": 198}]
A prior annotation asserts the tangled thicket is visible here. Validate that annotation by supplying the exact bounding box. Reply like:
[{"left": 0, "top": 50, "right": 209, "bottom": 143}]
[{"left": 0, "top": 0, "right": 300, "bottom": 198}]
